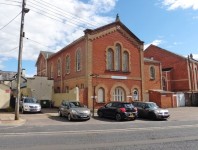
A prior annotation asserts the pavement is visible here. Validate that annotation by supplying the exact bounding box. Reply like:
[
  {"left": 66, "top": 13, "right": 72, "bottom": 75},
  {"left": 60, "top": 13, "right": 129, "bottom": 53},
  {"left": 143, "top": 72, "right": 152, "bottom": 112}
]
[
  {"left": 0, "top": 112, "right": 26, "bottom": 125},
  {"left": 1, "top": 107, "right": 198, "bottom": 126}
]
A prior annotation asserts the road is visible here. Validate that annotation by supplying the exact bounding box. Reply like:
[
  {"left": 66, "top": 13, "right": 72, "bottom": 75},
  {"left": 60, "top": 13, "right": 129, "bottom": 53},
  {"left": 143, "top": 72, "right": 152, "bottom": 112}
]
[{"left": 0, "top": 107, "right": 198, "bottom": 150}]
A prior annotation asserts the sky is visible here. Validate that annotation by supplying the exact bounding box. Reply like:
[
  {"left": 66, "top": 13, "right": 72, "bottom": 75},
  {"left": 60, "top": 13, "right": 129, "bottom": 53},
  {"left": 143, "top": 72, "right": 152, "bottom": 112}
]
[{"left": 0, "top": 0, "right": 198, "bottom": 77}]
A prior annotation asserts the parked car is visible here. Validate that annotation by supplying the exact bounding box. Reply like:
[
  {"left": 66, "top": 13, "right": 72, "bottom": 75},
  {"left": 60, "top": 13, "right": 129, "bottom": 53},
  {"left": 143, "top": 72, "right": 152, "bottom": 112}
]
[
  {"left": 132, "top": 101, "right": 170, "bottom": 120},
  {"left": 97, "top": 101, "right": 138, "bottom": 121},
  {"left": 58, "top": 100, "right": 91, "bottom": 121},
  {"left": 20, "top": 97, "right": 41, "bottom": 114}
]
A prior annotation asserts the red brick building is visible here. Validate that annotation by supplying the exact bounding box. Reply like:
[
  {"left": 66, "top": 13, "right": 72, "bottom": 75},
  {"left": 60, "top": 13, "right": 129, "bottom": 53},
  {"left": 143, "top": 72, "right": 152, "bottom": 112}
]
[
  {"left": 144, "top": 44, "right": 198, "bottom": 106},
  {"left": 36, "top": 51, "right": 54, "bottom": 77},
  {"left": 144, "top": 58, "right": 162, "bottom": 99},
  {"left": 36, "top": 17, "right": 162, "bottom": 109}
]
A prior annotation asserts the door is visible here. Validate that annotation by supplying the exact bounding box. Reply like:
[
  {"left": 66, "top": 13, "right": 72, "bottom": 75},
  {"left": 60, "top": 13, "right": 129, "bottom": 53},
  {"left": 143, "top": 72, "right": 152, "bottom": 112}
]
[{"left": 176, "top": 92, "right": 185, "bottom": 107}]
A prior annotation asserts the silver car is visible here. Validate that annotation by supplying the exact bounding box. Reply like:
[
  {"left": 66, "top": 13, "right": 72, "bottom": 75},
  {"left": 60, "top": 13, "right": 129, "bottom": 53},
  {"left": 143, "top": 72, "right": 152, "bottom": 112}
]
[
  {"left": 20, "top": 97, "right": 41, "bottom": 114},
  {"left": 132, "top": 101, "right": 170, "bottom": 120},
  {"left": 58, "top": 100, "right": 91, "bottom": 121}
]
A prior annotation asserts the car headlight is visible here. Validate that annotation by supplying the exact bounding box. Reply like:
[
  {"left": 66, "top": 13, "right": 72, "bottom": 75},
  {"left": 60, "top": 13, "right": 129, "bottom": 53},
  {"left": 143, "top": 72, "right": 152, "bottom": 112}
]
[
  {"left": 24, "top": 105, "right": 29, "bottom": 108},
  {"left": 154, "top": 110, "right": 160, "bottom": 113},
  {"left": 71, "top": 109, "right": 78, "bottom": 115}
]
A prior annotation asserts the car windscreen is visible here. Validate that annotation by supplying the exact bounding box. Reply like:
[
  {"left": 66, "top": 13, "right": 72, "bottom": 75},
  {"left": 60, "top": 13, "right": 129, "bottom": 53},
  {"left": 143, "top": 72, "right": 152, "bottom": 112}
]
[
  {"left": 24, "top": 98, "right": 37, "bottom": 103},
  {"left": 69, "top": 102, "right": 84, "bottom": 108},
  {"left": 148, "top": 103, "right": 159, "bottom": 109},
  {"left": 123, "top": 103, "right": 134, "bottom": 108}
]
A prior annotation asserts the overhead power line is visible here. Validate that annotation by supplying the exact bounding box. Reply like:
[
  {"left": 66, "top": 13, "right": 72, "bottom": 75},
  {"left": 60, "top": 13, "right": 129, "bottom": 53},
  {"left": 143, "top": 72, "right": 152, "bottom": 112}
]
[
  {"left": 0, "top": 11, "right": 22, "bottom": 31},
  {"left": 28, "top": 0, "right": 97, "bottom": 28},
  {"left": 0, "top": 2, "right": 21, "bottom": 6},
  {"left": 29, "top": 7, "right": 86, "bottom": 30},
  {"left": 28, "top": 2, "right": 91, "bottom": 28},
  {"left": 24, "top": 37, "right": 50, "bottom": 48}
]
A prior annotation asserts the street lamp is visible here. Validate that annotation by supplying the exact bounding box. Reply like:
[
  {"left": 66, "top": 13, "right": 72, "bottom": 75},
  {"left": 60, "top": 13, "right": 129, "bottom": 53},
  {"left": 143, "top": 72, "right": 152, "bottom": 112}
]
[{"left": 90, "top": 73, "right": 99, "bottom": 117}]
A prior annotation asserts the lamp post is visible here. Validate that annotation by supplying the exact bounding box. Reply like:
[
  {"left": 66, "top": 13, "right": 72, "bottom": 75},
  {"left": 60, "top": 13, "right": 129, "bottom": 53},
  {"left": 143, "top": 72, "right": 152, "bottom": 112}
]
[
  {"left": 15, "top": 0, "right": 29, "bottom": 120},
  {"left": 90, "top": 73, "right": 99, "bottom": 117}
]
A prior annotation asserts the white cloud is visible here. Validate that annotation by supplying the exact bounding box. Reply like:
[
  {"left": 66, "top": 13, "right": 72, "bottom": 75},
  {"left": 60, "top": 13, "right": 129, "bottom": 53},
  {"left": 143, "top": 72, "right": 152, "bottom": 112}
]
[
  {"left": 144, "top": 40, "right": 162, "bottom": 50},
  {"left": 0, "top": 0, "right": 117, "bottom": 71},
  {"left": 162, "top": 0, "right": 198, "bottom": 10},
  {"left": 192, "top": 54, "right": 198, "bottom": 60}
]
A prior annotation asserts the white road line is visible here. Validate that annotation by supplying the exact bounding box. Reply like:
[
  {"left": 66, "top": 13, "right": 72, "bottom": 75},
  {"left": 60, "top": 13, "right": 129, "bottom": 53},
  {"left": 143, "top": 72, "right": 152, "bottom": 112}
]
[{"left": 1, "top": 124, "right": 198, "bottom": 137}]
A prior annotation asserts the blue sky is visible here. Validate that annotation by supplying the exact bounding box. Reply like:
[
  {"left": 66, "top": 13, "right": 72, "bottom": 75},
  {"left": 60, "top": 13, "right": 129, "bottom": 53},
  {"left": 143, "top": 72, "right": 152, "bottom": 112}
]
[{"left": 0, "top": 0, "right": 198, "bottom": 77}]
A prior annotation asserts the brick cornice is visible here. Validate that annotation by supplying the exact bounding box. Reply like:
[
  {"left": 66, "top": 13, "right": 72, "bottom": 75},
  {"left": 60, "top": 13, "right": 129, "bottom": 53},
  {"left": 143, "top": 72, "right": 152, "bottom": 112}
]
[{"left": 88, "top": 25, "right": 141, "bottom": 49}]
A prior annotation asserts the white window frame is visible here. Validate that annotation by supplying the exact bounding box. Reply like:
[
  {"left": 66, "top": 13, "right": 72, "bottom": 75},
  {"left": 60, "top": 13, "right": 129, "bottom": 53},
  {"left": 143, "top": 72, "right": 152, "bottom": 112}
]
[{"left": 113, "top": 87, "right": 125, "bottom": 101}]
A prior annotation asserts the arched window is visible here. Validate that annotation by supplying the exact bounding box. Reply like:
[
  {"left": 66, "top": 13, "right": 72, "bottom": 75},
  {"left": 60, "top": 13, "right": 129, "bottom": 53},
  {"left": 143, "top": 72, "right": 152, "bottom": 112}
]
[
  {"left": 50, "top": 63, "right": 53, "bottom": 78},
  {"left": 150, "top": 66, "right": 155, "bottom": 79},
  {"left": 98, "top": 88, "right": 105, "bottom": 103},
  {"left": 133, "top": 89, "right": 139, "bottom": 101},
  {"left": 76, "top": 49, "right": 81, "bottom": 71},
  {"left": 113, "top": 87, "right": 125, "bottom": 101},
  {"left": 107, "top": 48, "right": 114, "bottom": 70},
  {"left": 115, "top": 44, "right": 121, "bottom": 71},
  {"left": 65, "top": 55, "right": 70, "bottom": 74},
  {"left": 57, "top": 58, "right": 61, "bottom": 76},
  {"left": 123, "top": 51, "right": 129, "bottom": 72}
]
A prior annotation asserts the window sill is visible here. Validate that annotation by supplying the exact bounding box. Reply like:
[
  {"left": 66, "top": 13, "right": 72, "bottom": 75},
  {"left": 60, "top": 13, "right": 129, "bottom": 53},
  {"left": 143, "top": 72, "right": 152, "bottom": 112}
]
[
  {"left": 96, "top": 102, "right": 106, "bottom": 104},
  {"left": 105, "top": 70, "right": 130, "bottom": 73}
]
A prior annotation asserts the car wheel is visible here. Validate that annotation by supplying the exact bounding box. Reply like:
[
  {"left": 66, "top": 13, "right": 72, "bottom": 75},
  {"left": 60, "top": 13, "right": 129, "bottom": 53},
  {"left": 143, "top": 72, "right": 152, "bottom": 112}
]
[
  {"left": 58, "top": 110, "right": 62, "bottom": 117},
  {"left": 98, "top": 111, "right": 103, "bottom": 118},
  {"left": 68, "top": 114, "right": 73, "bottom": 121},
  {"left": 115, "top": 113, "right": 122, "bottom": 121},
  {"left": 149, "top": 113, "right": 157, "bottom": 120}
]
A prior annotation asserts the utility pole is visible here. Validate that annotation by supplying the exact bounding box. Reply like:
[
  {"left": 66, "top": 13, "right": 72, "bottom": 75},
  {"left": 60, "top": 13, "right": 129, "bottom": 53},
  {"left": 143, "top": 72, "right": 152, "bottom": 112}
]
[{"left": 15, "top": 0, "right": 29, "bottom": 120}]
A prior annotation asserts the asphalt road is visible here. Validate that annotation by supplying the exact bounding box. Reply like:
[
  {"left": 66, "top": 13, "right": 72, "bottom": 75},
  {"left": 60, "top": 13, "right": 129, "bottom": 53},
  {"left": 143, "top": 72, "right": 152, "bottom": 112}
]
[{"left": 0, "top": 107, "right": 198, "bottom": 150}]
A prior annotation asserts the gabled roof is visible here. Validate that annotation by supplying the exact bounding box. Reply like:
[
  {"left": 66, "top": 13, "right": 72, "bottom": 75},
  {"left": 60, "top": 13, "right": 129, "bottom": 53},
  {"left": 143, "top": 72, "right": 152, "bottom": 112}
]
[
  {"left": 47, "top": 36, "right": 85, "bottom": 59},
  {"left": 84, "top": 19, "right": 144, "bottom": 44},
  {"left": 145, "top": 44, "right": 198, "bottom": 64},
  {"left": 145, "top": 44, "right": 187, "bottom": 60},
  {"left": 47, "top": 16, "right": 144, "bottom": 60},
  {"left": 35, "top": 51, "right": 54, "bottom": 66},
  {"left": 41, "top": 51, "right": 54, "bottom": 59}
]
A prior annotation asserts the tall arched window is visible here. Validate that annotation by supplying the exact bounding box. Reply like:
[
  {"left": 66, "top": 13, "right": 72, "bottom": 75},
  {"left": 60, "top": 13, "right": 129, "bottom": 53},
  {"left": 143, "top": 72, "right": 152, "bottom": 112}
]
[
  {"left": 113, "top": 87, "right": 125, "bottom": 101},
  {"left": 150, "top": 66, "right": 155, "bottom": 79},
  {"left": 133, "top": 89, "right": 139, "bottom": 101},
  {"left": 123, "top": 51, "right": 129, "bottom": 72},
  {"left": 107, "top": 48, "right": 114, "bottom": 70},
  {"left": 76, "top": 49, "right": 81, "bottom": 71},
  {"left": 65, "top": 55, "right": 70, "bottom": 74},
  {"left": 98, "top": 87, "right": 105, "bottom": 103},
  {"left": 57, "top": 58, "right": 61, "bottom": 76},
  {"left": 115, "top": 44, "right": 121, "bottom": 71}
]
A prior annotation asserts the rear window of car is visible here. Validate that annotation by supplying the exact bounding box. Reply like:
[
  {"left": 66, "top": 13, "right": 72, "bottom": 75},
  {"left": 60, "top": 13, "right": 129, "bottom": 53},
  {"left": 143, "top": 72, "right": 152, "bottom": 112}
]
[
  {"left": 123, "top": 103, "right": 134, "bottom": 108},
  {"left": 69, "top": 102, "right": 84, "bottom": 108}
]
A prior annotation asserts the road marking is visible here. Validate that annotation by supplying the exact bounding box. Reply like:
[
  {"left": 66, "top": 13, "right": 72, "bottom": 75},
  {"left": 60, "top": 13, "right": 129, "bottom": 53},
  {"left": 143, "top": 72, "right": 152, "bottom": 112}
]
[{"left": 1, "top": 123, "right": 198, "bottom": 137}]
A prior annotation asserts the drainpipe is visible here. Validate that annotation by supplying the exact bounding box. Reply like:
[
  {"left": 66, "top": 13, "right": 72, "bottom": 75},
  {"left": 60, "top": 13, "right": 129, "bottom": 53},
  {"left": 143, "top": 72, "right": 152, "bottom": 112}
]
[{"left": 188, "top": 55, "right": 193, "bottom": 105}]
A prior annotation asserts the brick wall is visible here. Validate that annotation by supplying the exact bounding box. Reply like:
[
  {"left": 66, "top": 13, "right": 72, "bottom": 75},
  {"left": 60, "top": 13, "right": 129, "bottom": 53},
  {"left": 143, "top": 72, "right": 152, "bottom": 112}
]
[
  {"left": 145, "top": 45, "right": 190, "bottom": 92},
  {"left": 144, "top": 61, "right": 161, "bottom": 91}
]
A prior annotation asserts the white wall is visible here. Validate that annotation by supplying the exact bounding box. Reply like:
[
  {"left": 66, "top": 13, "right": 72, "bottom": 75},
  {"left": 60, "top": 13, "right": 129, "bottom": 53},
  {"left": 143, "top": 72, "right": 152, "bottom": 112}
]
[
  {"left": 26, "top": 76, "right": 53, "bottom": 100},
  {"left": 0, "top": 84, "right": 10, "bottom": 109}
]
